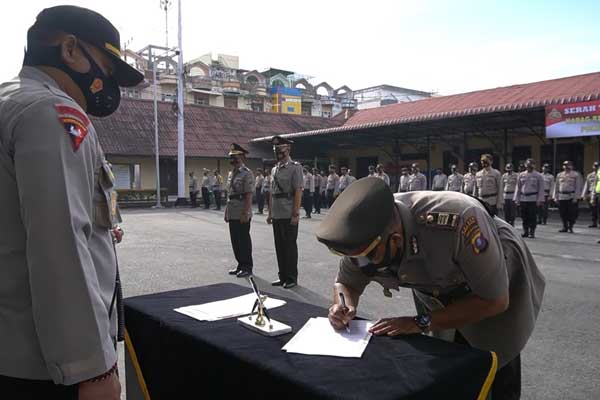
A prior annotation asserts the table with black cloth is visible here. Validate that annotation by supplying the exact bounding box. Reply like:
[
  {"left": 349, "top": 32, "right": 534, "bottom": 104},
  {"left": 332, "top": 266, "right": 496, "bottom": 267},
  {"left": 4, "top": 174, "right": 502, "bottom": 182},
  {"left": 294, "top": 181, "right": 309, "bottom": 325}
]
[{"left": 124, "top": 283, "right": 496, "bottom": 400}]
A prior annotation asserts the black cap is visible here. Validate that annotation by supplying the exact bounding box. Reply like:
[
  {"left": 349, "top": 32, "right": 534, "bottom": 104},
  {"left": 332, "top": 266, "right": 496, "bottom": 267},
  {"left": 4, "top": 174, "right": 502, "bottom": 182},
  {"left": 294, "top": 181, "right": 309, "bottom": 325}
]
[
  {"left": 229, "top": 143, "right": 248, "bottom": 156},
  {"left": 316, "top": 178, "right": 394, "bottom": 255},
  {"left": 272, "top": 135, "right": 294, "bottom": 146},
  {"left": 31, "top": 6, "right": 144, "bottom": 87}
]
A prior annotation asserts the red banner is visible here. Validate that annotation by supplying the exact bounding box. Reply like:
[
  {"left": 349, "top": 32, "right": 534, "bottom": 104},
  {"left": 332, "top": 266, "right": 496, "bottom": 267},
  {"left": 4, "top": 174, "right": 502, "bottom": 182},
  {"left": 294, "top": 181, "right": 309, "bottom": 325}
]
[{"left": 545, "top": 99, "right": 600, "bottom": 138}]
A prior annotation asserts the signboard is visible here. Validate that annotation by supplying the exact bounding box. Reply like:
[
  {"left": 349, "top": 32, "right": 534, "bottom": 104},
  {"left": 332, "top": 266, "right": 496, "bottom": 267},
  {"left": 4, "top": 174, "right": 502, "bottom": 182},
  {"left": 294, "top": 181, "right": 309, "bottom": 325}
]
[{"left": 546, "top": 100, "right": 600, "bottom": 138}]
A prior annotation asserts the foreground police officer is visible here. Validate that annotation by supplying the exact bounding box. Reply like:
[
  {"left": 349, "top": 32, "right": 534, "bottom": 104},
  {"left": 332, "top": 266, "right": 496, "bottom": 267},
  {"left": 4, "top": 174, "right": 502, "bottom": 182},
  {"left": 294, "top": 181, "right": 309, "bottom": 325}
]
[
  {"left": 553, "top": 161, "right": 583, "bottom": 233},
  {"left": 225, "top": 144, "right": 254, "bottom": 278},
  {"left": 538, "top": 164, "right": 555, "bottom": 225},
  {"left": 267, "top": 136, "right": 303, "bottom": 288},
  {"left": 475, "top": 154, "right": 503, "bottom": 216},
  {"left": 514, "top": 159, "right": 544, "bottom": 238},
  {"left": 0, "top": 5, "right": 144, "bottom": 399},
  {"left": 316, "top": 178, "right": 545, "bottom": 400},
  {"left": 501, "top": 163, "right": 518, "bottom": 226}
]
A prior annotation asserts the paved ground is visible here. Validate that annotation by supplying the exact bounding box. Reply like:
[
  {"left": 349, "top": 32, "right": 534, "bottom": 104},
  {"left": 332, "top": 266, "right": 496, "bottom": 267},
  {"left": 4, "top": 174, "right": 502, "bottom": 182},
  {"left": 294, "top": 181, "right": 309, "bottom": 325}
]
[{"left": 116, "top": 205, "right": 600, "bottom": 399}]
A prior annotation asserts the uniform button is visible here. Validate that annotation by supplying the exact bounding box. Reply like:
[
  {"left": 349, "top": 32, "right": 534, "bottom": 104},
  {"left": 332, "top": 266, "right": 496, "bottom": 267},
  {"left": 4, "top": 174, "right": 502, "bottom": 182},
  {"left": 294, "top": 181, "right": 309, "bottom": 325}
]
[
  {"left": 400, "top": 274, "right": 408, "bottom": 281},
  {"left": 426, "top": 214, "right": 434, "bottom": 223}
]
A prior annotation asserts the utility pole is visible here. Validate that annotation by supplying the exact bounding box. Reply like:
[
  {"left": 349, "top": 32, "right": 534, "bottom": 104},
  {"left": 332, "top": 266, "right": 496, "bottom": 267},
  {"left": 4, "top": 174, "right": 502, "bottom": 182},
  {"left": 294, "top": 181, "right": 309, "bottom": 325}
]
[
  {"left": 160, "top": 0, "right": 172, "bottom": 48},
  {"left": 175, "top": 0, "right": 186, "bottom": 204},
  {"left": 151, "top": 47, "right": 163, "bottom": 208}
]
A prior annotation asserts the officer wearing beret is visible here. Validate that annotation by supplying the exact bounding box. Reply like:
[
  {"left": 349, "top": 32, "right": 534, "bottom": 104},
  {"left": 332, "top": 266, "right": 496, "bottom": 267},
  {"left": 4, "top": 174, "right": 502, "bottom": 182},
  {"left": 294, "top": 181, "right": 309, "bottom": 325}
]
[
  {"left": 267, "top": 136, "right": 304, "bottom": 288},
  {"left": 0, "top": 5, "right": 144, "bottom": 399},
  {"left": 224, "top": 144, "right": 255, "bottom": 278},
  {"left": 316, "top": 178, "right": 545, "bottom": 400}
]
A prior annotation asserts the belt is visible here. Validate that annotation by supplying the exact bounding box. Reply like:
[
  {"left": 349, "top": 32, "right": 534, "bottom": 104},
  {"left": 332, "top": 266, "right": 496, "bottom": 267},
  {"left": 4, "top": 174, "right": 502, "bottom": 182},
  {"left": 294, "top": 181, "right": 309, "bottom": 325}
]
[
  {"left": 523, "top": 192, "right": 539, "bottom": 196},
  {"left": 228, "top": 194, "right": 243, "bottom": 200},
  {"left": 559, "top": 191, "right": 574, "bottom": 194},
  {"left": 504, "top": 191, "right": 514, "bottom": 194},
  {"left": 432, "top": 188, "right": 444, "bottom": 191},
  {"left": 273, "top": 193, "right": 292, "bottom": 199},
  {"left": 481, "top": 192, "right": 498, "bottom": 198},
  {"left": 418, "top": 282, "right": 472, "bottom": 305},
  {"left": 544, "top": 189, "right": 550, "bottom": 193}
]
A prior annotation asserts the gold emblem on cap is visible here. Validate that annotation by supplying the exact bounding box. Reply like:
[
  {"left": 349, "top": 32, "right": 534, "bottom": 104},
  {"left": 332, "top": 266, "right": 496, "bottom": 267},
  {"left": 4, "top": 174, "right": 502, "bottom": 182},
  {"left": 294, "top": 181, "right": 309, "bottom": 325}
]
[{"left": 104, "top": 42, "right": 122, "bottom": 58}]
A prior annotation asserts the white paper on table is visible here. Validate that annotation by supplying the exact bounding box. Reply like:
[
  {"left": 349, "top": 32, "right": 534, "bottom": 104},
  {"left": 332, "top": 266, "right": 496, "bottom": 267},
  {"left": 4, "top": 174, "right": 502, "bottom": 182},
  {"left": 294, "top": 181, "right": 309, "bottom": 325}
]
[
  {"left": 282, "top": 317, "right": 373, "bottom": 358},
  {"left": 174, "top": 293, "right": 286, "bottom": 321}
]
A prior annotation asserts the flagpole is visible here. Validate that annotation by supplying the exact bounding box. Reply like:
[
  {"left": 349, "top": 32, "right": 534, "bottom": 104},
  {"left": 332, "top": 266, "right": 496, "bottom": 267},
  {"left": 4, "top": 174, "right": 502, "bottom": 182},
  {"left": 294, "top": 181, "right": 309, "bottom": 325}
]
[{"left": 175, "top": 0, "right": 186, "bottom": 205}]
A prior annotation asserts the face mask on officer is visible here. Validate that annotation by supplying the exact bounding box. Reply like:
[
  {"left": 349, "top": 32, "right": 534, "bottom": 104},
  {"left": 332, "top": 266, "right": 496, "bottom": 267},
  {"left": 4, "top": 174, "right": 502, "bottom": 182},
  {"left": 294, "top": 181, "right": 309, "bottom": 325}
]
[
  {"left": 481, "top": 159, "right": 490, "bottom": 168},
  {"left": 24, "top": 38, "right": 120, "bottom": 117},
  {"left": 230, "top": 155, "right": 242, "bottom": 167}
]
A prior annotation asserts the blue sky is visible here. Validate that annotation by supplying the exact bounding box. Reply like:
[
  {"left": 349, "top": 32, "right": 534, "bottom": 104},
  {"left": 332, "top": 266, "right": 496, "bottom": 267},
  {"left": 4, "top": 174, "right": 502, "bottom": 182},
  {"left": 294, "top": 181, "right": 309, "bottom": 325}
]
[{"left": 1, "top": 0, "right": 599, "bottom": 95}]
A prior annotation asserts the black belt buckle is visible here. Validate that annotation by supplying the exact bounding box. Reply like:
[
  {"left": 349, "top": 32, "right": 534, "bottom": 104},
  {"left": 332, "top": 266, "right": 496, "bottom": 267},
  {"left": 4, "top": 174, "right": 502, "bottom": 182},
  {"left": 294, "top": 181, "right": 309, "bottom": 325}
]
[{"left": 229, "top": 194, "right": 243, "bottom": 200}]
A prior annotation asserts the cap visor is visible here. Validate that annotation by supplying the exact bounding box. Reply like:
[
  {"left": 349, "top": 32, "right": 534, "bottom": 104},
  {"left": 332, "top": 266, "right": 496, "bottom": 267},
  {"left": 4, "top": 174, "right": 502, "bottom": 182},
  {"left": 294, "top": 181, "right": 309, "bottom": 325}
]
[{"left": 110, "top": 54, "right": 145, "bottom": 87}]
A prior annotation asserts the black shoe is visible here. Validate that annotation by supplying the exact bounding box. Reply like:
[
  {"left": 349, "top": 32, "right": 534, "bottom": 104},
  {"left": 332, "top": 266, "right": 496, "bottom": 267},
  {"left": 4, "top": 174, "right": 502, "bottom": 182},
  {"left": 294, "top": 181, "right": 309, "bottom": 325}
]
[
  {"left": 236, "top": 270, "right": 252, "bottom": 278},
  {"left": 521, "top": 231, "right": 529, "bottom": 238},
  {"left": 589, "top": 224, "right": 598, "bottom": 228},
  {"left": 529, "top": 232, "right": 535, "bottom": 239},
  {"left": 228, "top": 267, "right": 240, "bottom": 275},
  {"left": 542, "top": 221, "right": 547, "bottom": 225},
  {"left": 271, "top": 280, "right": 284, "bottom": 286},
  {"left": 568, "top": 227, "right": 574, "bottom": 233},
  {"left": 283, "top": 281, "right": 297, "bottom": 289},
  {"left": 558, "top": 228, "right": 568, "bottom": 232}
]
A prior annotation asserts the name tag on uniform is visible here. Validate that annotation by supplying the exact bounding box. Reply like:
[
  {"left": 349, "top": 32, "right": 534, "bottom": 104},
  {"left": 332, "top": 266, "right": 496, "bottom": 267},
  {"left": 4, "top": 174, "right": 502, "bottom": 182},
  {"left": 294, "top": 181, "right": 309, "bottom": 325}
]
[{"left": 424, "top": 212, "right": 459, "bottom": 229}]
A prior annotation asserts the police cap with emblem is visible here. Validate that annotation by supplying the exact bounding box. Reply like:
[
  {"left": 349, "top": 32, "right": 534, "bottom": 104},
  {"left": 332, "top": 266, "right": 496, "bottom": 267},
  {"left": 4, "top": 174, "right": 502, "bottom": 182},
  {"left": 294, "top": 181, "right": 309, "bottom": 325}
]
[
  {"left": 316, "top": 177, "right": 394, "bottom": 256},
  {"left": 229, "top": 143, "right": 248, "bottom": 156},
  {"left": 27, "top": 5, "right": 143, "bottom": 87},
  {"left": 272, "top": 135, "right": 293, "bottom": 147}
]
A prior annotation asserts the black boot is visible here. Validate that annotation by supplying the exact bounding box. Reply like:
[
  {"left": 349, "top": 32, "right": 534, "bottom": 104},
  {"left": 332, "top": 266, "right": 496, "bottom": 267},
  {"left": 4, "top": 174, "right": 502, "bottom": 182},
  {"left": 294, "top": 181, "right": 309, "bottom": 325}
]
[
  {"left": 529, "top": 229, "right": 535, "bottom": 239},
  {"left": 559, "top": 224, "right": 568, "bottom": 232},
  {"left": 521, "top": 228, "right": 529, "bottom": 238}
]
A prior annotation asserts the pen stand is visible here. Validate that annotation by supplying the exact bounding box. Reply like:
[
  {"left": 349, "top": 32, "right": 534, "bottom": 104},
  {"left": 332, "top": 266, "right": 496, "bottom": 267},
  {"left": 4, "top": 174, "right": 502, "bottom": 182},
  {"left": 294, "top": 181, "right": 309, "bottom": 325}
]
[{"left": 238, "top": 295, "right": 292, "bottom": 337}]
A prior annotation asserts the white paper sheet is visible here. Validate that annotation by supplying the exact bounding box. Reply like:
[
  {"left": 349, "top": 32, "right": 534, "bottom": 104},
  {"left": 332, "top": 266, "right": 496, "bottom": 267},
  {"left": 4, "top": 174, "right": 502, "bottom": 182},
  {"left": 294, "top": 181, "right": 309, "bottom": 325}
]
[
  {"left": 282, "top": 317, "right": 373, "bottom": 358},
  {"left": 174, "top": 293, "right": 286, "bottom": 321}
]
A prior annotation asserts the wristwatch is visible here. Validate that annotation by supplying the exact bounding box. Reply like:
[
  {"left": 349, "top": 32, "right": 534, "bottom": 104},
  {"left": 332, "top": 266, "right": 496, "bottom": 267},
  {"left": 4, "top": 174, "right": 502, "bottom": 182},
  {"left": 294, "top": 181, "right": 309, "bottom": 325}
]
[{"left": 413, "top": 313, "right": 431, "bottom": 333}]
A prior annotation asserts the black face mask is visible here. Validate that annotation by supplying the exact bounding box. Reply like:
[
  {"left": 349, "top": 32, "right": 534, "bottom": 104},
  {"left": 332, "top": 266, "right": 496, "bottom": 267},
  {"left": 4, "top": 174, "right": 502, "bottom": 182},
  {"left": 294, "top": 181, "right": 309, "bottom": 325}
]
[
  {"left": 24, "top": 43, "right": 121, "bottom": 117},
  {"left": 481, "top": 160, "right": 490, "bottom": 168}
]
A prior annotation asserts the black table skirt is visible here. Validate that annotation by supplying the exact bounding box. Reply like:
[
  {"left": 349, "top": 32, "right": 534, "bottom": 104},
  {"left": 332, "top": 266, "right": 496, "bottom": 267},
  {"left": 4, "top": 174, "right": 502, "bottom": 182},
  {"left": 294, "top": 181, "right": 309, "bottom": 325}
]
[{"left": 124, "top": 283, "right": 496, "bottom": 400}]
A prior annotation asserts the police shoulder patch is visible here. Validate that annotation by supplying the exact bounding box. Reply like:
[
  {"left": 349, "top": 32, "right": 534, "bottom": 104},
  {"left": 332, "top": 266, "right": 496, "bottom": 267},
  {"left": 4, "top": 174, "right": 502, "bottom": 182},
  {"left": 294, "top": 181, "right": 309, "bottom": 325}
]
[
  {"left": 55, "top": 104, "right": 90, "bottom": 151},
  {"left": 461, "top": 216, "right": 488, "bottom": 254}
]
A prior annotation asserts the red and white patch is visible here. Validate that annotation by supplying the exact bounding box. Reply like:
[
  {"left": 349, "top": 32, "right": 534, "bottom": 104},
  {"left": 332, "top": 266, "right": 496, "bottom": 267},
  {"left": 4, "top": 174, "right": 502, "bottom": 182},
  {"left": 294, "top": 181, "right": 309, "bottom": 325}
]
[{"left": 55, "top": 104, "right": 90, "bottom": 151}]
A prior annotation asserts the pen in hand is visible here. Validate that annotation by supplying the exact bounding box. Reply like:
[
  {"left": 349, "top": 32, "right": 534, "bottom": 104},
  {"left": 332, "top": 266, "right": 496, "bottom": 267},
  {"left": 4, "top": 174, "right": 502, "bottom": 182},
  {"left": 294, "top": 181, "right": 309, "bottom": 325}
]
[{"left": 338, "top": 292, "right": 351, "bottom": 333}]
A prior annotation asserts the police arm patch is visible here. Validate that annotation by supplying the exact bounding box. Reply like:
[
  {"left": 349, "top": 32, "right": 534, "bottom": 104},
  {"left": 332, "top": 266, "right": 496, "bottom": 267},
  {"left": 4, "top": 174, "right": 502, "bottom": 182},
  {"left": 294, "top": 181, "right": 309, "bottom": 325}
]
[
  {"left": 55, "top": 104, "right": 90, "bottom": 151},
  {"left": 461, "top": 216, "right": 488, "bottom": 254}
]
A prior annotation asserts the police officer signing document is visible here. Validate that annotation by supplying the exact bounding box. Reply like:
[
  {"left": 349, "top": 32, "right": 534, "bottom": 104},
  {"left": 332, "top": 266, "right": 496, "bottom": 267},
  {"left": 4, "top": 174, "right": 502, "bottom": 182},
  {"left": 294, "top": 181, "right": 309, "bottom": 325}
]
[
  {"left": 267, "top": 136, "right": 304, "bottom": 289},
  {"left": 317, "top": 178, "right": 545, "bottom": 400},
  {"left": 225, "top": 144, "right": 254, "bottom": 278},
  {"left": 0, "top": 5, "right": 144, "bottom": 399}
]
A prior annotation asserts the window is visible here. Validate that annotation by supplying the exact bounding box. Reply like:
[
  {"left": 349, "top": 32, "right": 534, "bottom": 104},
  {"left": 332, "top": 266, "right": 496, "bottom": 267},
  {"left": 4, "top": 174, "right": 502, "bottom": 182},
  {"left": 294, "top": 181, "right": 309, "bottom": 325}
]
[
  {"left": 251, "top": 102, "right": 264, "bottom": 112},
  {"left": 301, "top": 102, "right": 312, "bottom": 116},
  {"left": 322, "top": 111, "right": 332, "bottom": 118},
  {"left": 161, "top": 93, "right": 176, "bottom": 102},
  {"left": 194, "top": 93, "right": 209, "bottom": 105},
  {"left": 224, "top": 96, "right": 238, "bottom": 109}
]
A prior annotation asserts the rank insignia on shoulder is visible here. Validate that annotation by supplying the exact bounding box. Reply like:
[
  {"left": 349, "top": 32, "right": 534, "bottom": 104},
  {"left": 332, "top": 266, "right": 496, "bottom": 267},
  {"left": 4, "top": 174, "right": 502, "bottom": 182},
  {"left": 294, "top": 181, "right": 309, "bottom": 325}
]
[
  {"left": 55, "top": 104, "right": 90, "bottom": 151},
  {"left": 424, "top": 212, "right": 459, "bottom": 229}
]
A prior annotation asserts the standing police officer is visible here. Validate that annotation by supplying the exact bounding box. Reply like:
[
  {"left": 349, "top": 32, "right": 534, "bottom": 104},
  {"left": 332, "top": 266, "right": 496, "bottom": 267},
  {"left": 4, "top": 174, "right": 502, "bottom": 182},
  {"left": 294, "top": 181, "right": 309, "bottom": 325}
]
[
  {"left": 267, "top": 136, "right": 303, "bottom": 289},
  {"left": 225, "top": 144, "right": 254, "bottom": 278},
  {"left": 431, "top": 168, "right": 447, "bottom": 191},
  {"left": 326, "top": 165, "right": 340, "bottom": 208},
  {"left": 317, "top": 178, "right": 545, "bottom": 400},
  {"left": 302, "top": 166, "right": 314, "bottom": 219},
  {"left": 582, "top": 161, "right": 599, "bottom": 228},
  {"left": 554, "top": 161, "right": 583, "bottom": 233},
  {"left": 501, "top": 163, "right": 518, "bottom": 226},
  {"left": 514, "top": 159, "right": 544, "bottom": 238},
  {"left": 463, "top": 162, "right": 478, "bottom": 195},
  {"left": 255, "top": 168, "right": 265, "bottom": 215},
  {"left": 445, "top": 164, "right": 463, "bottom": 192},
  {"left": 398, "top": 167, "right": 410, "bottom": 193},
  {"left": 475, "top": 154, "right": 503, "bottom": 216},
  {"left": 0, "top": 5, "right": 144, "bottom": 398},
  {"left": 408, "top": 163, "right": 427, "bottom": 191},
  {"left": 538, "top": 164, "right": 555, "bottom": 225}
]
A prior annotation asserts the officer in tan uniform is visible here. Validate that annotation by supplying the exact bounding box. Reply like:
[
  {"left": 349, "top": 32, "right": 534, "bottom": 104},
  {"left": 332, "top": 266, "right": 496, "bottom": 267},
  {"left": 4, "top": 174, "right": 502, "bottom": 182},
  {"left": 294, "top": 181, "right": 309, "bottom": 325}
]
[
  {"left": 445, "top": 164, "right": 463, "bottom": 192},
  {"left": 475, "top": 154, "right": 503, "bottom": 216},
  {"left": 553, "top": 161, "right": 583, "bottom": 233},
  {"left": 316, "top": 178, "right": 545, "bottom": 400},
  {"left": 501, "top": 163, "right": 518, "bottom": 226},
  {"left": 408, "top": 163, "right": 427, "bottom": 191},
  {"left": 325, "top": 165, "right": 340, "bottom": 208},
  {"left": 225, "top": 144, "right": 254, "bottom": 278},
  {"left": 514, "top": 159, "right": 545, "bottom": 238},
  {"left": 582, "top": 161, "right": 599, "bottom": 228},
  {"left": 397, "top": 167, "right": 410, "bottom": 193},
  {"left": 463, "top": 162, "right": 478, "bottom": 194},
  {"left": 267, "top": 136, "right": 304, "bottom": 288},
  {"left": 537, "top": 164, "right": 555, "bottom": 225},
  {"left": 0, "top": 5, "right": 144, "bottom": 398},
  {"left": 431, "top": 168, "right": 447, "bottom": 191}
]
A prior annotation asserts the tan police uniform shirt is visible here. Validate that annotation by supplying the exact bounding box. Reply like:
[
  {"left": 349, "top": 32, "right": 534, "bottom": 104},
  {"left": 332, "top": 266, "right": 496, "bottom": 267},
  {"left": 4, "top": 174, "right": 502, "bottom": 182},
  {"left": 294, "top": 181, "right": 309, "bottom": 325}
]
[
  {"left": 582, "top": 171, "right": 598, "bottom": 199},
  {"left": 475, "top": 167, "right": 503, "bottom": 209},
  {"left": 501, "top": 172, "right": 518, "bottom": 201},
  {"left": 445, "top": 172, "right": 463, "bottom": 192},
  {"left": 408, "top": 172, "right": 427, "bottom": 191},
  {"left": 255, "top": 173, "right": 264, "bottom": 191},
  {"left": 226, "top": 165, "right": 254, "bottom": 220},
  {"left": 553, "top": 170, "right": 583, "bottom": 201},
  {"left": 431, "top": 173, "right": 447, "bottom": 190},
  {"left": 398, "top": 174, "right": 410, "bottom": 193},
  {"left": 339, "top": 174, "right": 352, "bottom": 192},
  {"left": 326, "top": 172, "right": 340, "bottom": 194},
  {"left": 335, "top": 191, "right": 545, "bottom": 367},
  {"left": 0, "top": 67, "right": 118, "bottom": 384},
  {"left": 463, "top": 172, "right": 477, "bottom": 194},
  {"left": 189, "top": 175, "right": 199, "bottom": 193},
  {"left": 271, "top": 159, "right": 303, "bottom": 219},
  {"left": 541, "top": 172, "right": 555, "bottom": 198},
  {"left": 376, "top": 172, "right": 390, "bottom": 187},
  {"left": 514, "top": 171, "right": 545, "bottom": 203}
]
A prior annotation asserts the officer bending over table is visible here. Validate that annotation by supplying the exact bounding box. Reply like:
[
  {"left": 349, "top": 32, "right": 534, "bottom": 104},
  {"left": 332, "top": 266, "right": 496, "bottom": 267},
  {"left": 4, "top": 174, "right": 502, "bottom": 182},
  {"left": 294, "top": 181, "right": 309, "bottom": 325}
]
[{"left": 316, "top": 177, "right": 545, "bottom": 400}]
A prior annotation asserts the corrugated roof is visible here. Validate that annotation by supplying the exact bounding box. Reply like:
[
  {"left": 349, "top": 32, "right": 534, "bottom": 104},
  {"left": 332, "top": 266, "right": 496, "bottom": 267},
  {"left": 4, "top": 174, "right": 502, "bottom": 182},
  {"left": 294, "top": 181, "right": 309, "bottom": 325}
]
[
  {"left": 252, "top": 71, "right": 600, "bottom": 142},
  {"left": 91, "top": 99, "right": 342, "bottom": 158}
]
